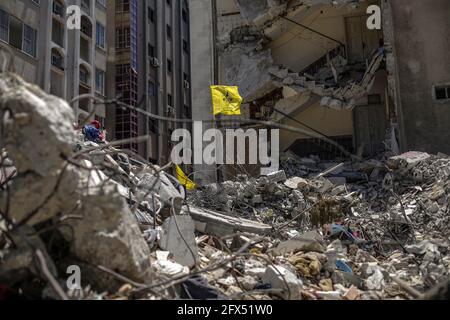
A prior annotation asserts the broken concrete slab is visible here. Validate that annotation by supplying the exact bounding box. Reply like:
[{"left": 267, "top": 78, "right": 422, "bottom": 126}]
[
  {"left": 265, "top": 170, "right": 287, "bottom": 183},
  {"left": 158, "top": 216, "right": 198, "bottom": 268},
  {"left": 284, "top": 177, "right": 309, "bottom": 189},
  {"left": 0, "top": 73, "right": 153, "bottom": 289},
  {"left": 0, "top": 73, "right": 76, "bottom": 177},
  {"left": 262, "top": 265, "right": 303, "bottom": 300},
  {"left": 272, "top": 231, "right": 325, "bottom": 255},
  {"left": 388, "top": 151, "right": 431, "bottom": 172}
]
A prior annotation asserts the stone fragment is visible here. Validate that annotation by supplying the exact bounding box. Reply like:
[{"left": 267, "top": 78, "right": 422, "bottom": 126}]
[
  {"left": 262, "top": 265, "right": 303, "bottom": 300},
  {"left": 159, "top": 216, "right": 198, "bottom": 268},
  {"left": 284, "top": 177, "right": 309, "bottom": 189},
  {"left": 272, "top": 231, "right": 325, "bottom": 255}
]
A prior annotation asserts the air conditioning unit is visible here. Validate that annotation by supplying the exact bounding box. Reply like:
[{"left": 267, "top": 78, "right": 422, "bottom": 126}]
[
  {"left": 183, "top": 80, "right": 190, "bottom": 89},
  {"left": 150, "top": 57, "right": 160, "bottom": 67}
]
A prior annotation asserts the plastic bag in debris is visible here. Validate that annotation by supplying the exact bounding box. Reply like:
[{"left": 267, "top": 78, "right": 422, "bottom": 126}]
[
  {"left": 180, "top": 275, "right": 229, "bottom": 300},
  {"left": 328, "top": 223, "right": 374, "bottom": 249}
]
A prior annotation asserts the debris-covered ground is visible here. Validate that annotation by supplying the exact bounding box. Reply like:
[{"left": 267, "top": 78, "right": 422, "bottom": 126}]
[{"left": 0, "top": 73, "right": 448, "bottom": 300}]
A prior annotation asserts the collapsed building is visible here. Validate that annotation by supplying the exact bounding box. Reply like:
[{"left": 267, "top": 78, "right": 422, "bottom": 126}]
[
  {"left": 0, "top": 0, "right": 449, "bottom": 301},
  {"left": 190, "top": 0, "right": 450, "bottom": 184},
  {"left": 0, "top": 72, "right": 448, "bottom": 300}
]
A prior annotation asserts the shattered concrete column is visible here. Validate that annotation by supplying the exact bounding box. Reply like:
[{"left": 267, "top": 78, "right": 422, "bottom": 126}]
[
  {"left": 189, "top": 0, "right": 218, "bottom": 185},
  {"left": 0, "top": 73, "right": 152, "bottom": 288}
]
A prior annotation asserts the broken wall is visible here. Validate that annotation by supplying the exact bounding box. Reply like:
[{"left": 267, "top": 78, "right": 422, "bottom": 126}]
[
  {"left": 279, "top": 103, "right": 354, "bottom": 152},
  {"left": 387, "top": 0, "right": 450, "bottom": 154}
]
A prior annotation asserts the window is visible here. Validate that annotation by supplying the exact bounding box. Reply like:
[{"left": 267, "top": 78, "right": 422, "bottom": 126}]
[
  {"left": 116, "top": 0, "right": 130, "bottom": 13},
  {"left": 53, "top": 0, "right": 64, "bottom": 17},
  {"left": 167, "top": 59, "right": 172, "bottom": 73},
  {"left": 80, "top": 36, "right": 90, "bottom": 61},
  {"left": 95, "top": 68, "right": 105, "bottom": 95},
  {"left": 148, "top": 81, "right": 156, "bottom": 97},
  {"left": 116, "top": 27, "right": 130, "bottom": 49},
  {"left": 166, "top": 0, "right": 171, "bottom": 6},
  {"left": 0, "top": 11, "right": 36, "bottom": 57},
  {"left": 96, "top": 22, "right": 105, "bottom": 49},
  {"left": 182, "top": 9, "right": 188, "bottom": 23},
  {"left": 52, "top": 18, "right": 64, "bottom": 47},
  {"left": 435, "top": 85, "right": 450, "bottom": 101},
  {"left": 166, "top": 25, "right": 171, "bottom": 39},
  {"left": 79, "top": 66, "right": 89, "bottom": 84},
  {"left": 96, "top": 0, "right": 106, "bottom": 8},
  {"left": 148, "top": 43, "right": 154, "bottom": 57},
  {"left": 183, "top": 39, "right": 188, "bottom": 53},
  {"left": 184, "top": 104, "right": 190, "bottom": 118},
  {"left": 0, "top": 9, "right": 9, "bottom": 42},
  {"left": 148, "top": 7, "right": 154, "bottom": 22},
  {"left": 9, "top": 16, "right": 23, "bottom": 50},
  {"left": 81, "top": 16, "right": 92, "bottom": 37},
  {"left": 183, "top": 72, "right": 189, "bottom": 81},
  {"left": 51, "top": 49, "right": 64, "bottom": 70},
  {"left": 168, "top": 94, "right": 173, "bottom": 107}
]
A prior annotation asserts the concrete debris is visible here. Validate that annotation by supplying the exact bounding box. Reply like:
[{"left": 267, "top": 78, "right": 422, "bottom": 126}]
[
  {"left": 1, "top": 73, "right": 449, "bottom": 300},
  {"left": 188, "top": 148, "right": 449, "bottom": 300},
  {"left": 158, "top": 216, "right": 198, "bottom": 268},
  {"left": 261, "top": 265, "right": 303, "bottom": 300}
]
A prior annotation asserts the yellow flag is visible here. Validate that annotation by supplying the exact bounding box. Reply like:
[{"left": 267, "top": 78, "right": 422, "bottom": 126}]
[
  {"left": 175, "top": 164, "right": 196, "bottom": 190},
  {"left": 210, "top": 86, "right": 243, "bottom": 116}
]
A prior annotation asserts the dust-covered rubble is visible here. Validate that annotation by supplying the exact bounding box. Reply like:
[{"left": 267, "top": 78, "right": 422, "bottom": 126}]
[{"left": 0, "top": 73, "right": 448, "bottom": 300}]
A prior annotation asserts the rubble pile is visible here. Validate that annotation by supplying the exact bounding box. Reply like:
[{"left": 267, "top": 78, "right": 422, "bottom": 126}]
[
  {"left": 188, "top": 151, "right": 449, "bottom": 299},
  {"left": 0, "top": 73, "right": 448, "bottom": 300}
]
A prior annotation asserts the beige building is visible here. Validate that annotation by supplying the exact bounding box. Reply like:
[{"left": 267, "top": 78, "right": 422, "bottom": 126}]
[
  {"left": 0, "top": 0, "right": 110, "bottom": 127},
  {"left": 191, "top": 0, "right": 450, "bottom": 179}
]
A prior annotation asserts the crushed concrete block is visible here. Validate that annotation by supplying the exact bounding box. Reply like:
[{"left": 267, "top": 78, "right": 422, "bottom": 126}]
[
  {"left": 272, "top": 231, "right": 325, "bottom": 255},
  {"left": 265, "top": 170, "right": 287, "bottom": 183},
  {"left": 284, "top": 177, "right": 309, "bottom": 189},
  {"left": 316, "top": 290, "right": 342, "bottom": 300},
  {"left": 0, "top": 73, "right": 153, "bottom": 289},
  {"left": 268, "top": 67, "right": 288, "bottom": 79},
  {"left": 388, "top": 151, "right": 431, "bottom": 172},
  {"left": 153, "top": 260, "right": 189, "bottom": 277},
  {"left": 252, "top": 194, "right": 263, "bottom": 205},
  {"left": 262, "top": 265, "right": 303, "bottom": 300},
  {"left": 159, "top": 216, "right": 198, "bottom": 268},
  {"left": 331, "top": 185, "right": 346, "bottom": 196},
  {"left": 328, "top": 177, "right": 347, "bottom": 186},
  {"left": 0, "top": 73, "right": 76, "bottom": 176},
  {"left": 66, "top": 181, "right": 153, "bottom": 285},
  {"left": 239, "top": 276, "right": 258, "bottom": 291}
]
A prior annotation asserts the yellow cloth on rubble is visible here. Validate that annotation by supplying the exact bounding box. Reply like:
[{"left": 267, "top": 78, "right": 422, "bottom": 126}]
[
  {"left": 210, "top": 85, "right": 243, "bottom": 116},
  {"left": 176, "top": 164, "right": 196, "bottom": 190}
]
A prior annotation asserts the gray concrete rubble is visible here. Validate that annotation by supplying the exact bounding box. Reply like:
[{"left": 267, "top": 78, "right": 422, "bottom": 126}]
[
  {"left": 0, "top": 72, "right": 449, "bottom": 300},
  {"left": 0, "top": 73, "right": 152, "bottom": 292},
  {"left": 188, "top": 149, "right": 449, "bottom": 300}
]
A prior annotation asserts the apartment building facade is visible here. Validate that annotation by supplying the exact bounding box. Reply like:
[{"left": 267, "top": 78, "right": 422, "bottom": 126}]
[
  {"left": 0, "top": 0, "right": 110, "bottom": 127},
  {"left": 105, "top": 0, "right": 192, "bottom": 163}
]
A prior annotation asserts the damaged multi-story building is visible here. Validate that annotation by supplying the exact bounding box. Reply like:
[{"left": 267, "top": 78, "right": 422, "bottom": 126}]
[
  {"left": 190, "top": 0, "right": 450, "bottom": 183},
  {"left": 105, "top": 0, "right": 192, "bottom": 163},
  {"left": 0, "top": 0, "right": 193, "bottom": 165},
  {"left": 0, "top": 0, "right": 111, "bottom": 126}
]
